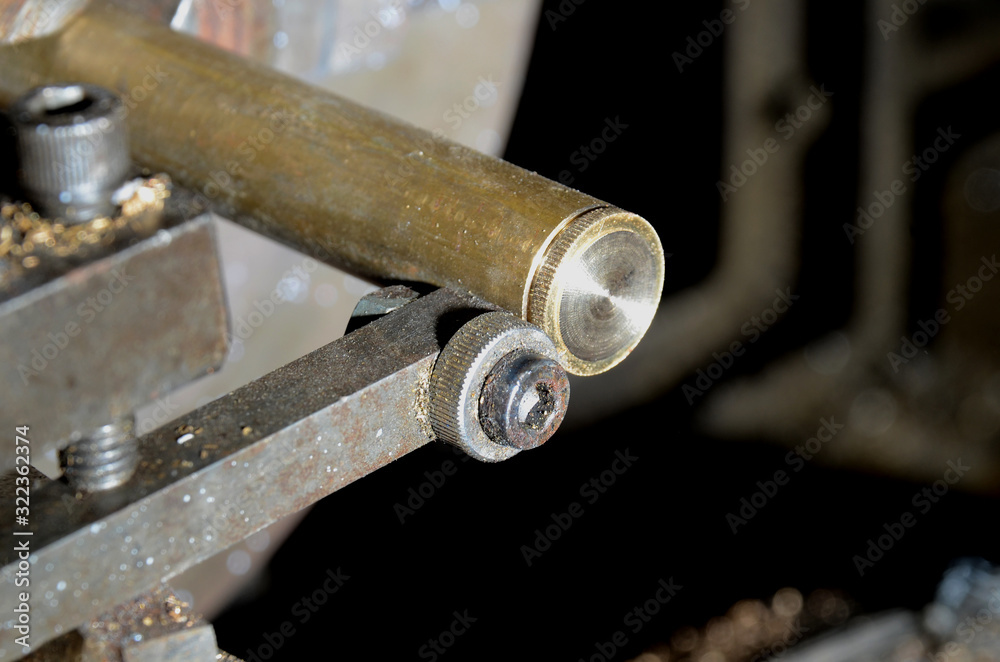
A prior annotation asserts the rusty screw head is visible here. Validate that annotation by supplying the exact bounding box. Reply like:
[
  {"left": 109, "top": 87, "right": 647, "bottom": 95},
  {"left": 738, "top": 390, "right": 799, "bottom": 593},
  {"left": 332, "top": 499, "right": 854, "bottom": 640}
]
[{"left": 480, "top": 351, "right": 569, "bottom": 450}]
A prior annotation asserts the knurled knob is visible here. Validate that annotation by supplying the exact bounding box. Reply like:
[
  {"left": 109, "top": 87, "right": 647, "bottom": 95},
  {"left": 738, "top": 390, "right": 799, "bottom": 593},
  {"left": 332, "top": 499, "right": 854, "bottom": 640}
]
[
  {"left": 11, "top": 83, "right": 130, "bottom": 223},
  {"left": 429, "top": 311, "right": 570, "bottom": 462}
]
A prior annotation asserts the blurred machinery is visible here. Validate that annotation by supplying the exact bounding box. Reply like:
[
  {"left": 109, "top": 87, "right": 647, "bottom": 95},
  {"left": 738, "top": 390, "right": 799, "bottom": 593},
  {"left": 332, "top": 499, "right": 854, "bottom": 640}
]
[
  {"left": 573, "top": 0, "right": 1000, "bottom": 493},
  {"left": 635, "top": 559, "right": 1000, "bottom": 662}
]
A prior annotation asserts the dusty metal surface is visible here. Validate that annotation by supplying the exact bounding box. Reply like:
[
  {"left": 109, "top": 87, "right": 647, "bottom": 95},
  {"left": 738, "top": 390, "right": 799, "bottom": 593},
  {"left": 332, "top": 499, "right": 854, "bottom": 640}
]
[
  {"left": 16, "top": 584, "right": 214, "bottom": 661},
  {"left": 0, "top": 212, "right": 229, "bottom": 475},
  {"left": 0, "top": 288, "right": 496, "bottom": 656},
  {"left": 81, "top": 585, "right": 213, "bottom": 662},
  {"left": 0, "top": 175, "right": 170, "bottom": 298},
  {"left": 121, "top": 625, "right": 217, "bottom": 662},
  {"left": 0, "top": 0, "right": 663, "bottom": 375}
]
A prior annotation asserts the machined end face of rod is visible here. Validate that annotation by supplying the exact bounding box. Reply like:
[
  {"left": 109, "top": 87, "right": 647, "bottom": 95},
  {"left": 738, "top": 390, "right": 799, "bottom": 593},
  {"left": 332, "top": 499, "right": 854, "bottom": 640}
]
[{"left": 527, "top": 206, "right": 665, "bottom": 376}]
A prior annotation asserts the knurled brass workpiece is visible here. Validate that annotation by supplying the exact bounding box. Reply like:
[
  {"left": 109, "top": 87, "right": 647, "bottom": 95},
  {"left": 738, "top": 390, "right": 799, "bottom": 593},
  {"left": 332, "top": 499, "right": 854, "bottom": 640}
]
[
  {"left": 0, "top": 1, "right": 665, "bottom": 375},
  {"left": 527, "top": 206, "right": 665, "bottom": 376}
]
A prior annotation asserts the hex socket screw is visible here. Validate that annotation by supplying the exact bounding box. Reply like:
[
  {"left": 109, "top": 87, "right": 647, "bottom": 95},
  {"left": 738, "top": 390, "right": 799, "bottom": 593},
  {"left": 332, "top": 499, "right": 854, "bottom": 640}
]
[
  {"left": 10, "top": 83, "right": 130, "bottom": 223},
  {"left": 479, "top": 351, "right": 568, "bottom": 451}
]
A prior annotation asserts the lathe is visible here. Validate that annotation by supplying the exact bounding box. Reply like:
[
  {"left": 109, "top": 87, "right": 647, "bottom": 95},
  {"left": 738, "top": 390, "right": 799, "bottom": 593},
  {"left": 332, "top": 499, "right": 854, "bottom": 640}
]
[{"left": 0, "top": 0, "right": 664, "bottom": 658}]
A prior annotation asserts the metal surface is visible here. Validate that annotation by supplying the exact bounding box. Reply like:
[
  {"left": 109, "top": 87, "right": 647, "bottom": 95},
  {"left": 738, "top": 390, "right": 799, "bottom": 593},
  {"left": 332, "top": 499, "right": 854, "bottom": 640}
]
[
  {"left": 13, "top": 584, "right": 220, "bottom": 661},
  {"left": 480, "top": 352, "right": 567, "bottom": 451},
  {"left": 0, "top": 212, "right": 229, "bottom": 475},
  {"left": 60, "top": 418, "right": 137, "bottom": 492},
  {"left": 347, "top": 284, "right": 422, "bottom": 333},
  {"left": 10, "top": 83, "right": 129, "bottom": 223},
  {"left": 0, "top": 174, "right": 169, "bottom": 298},
  {"left": 0, "top": 0, "right": 86, "bottom": 44},
  {"left": 15, "top": 581, "right": 229, "bottom": 662},
  {"left": 75, "top": 585, "right": 213, "bottom": 662},
  {"left": 346, "top": 285, "right": 422, "bottom": 335},
  {"left": 0, "top": 0, "right": 664, "bottom": 375},
  {"left": 0, "top": 287, "right": 499, "bottom": 655},
  {"left": 121, "top": 625, "right": 218, "bottom": 662},
  {"left": 74, "top": 584, "right": 214, "bottom": 662},
  {"left": 430, "top": 311, "right": 567, "bottom": 462},
  {"left": 528, "top": 206, "right": 665, "bottom": 376},
  {"left": 350, "top": 285, "right": 421, "bottom": 319}
]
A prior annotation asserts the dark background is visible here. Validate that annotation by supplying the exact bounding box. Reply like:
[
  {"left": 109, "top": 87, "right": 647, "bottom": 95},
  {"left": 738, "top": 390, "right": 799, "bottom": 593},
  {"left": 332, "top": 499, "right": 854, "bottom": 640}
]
[{"left": 214, "top": 1, "right": 1000, "bottom": 659}]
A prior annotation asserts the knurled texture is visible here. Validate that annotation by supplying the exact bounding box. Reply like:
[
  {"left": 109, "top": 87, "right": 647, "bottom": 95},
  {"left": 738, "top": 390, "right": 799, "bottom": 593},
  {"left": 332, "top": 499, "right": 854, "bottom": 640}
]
[
  {"left": 527, "top": 206, "right": 611, "bottom": 347},
  {"left": 12, "top": 85, "right": 129, "bottom": 199},
  {"left": 429, "top": 312, "right": 534, "bottom": 450}
]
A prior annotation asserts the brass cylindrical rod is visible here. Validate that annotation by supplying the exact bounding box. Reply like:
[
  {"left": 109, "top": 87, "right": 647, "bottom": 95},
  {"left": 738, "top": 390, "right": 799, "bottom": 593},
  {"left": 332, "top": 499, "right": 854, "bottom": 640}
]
[{"left": 0, "top": 2, "right": 664, "bottom": 375}]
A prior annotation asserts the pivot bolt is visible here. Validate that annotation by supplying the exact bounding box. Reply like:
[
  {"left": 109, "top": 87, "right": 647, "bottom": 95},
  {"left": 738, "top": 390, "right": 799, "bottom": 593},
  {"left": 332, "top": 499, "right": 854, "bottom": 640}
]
[{"left": 430, "top": 311, "right": 570, "bottom": 462}]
